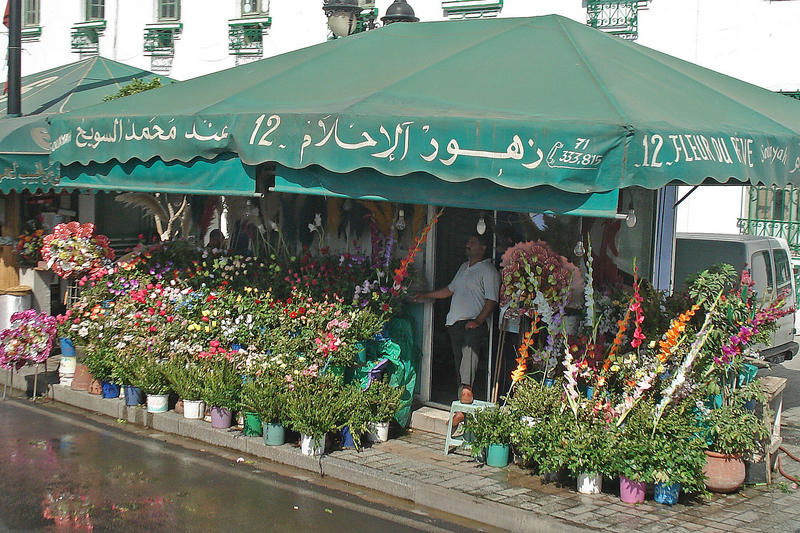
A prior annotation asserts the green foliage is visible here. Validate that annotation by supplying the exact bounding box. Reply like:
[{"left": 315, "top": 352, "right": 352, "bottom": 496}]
[
  {"left": 463, "top": 406, "right": 514, "bottom": 458},
  {"left": 364, "top": 380, "right": 402, "bottom": 423},
  {"left": 564, "top": 420, "right": 617, "bottom": 477},
  {"left": 118, "top": 353, "right": 171, "bottom": 395},
  {"left": 162, "top": 358, "right": 205, "bottom": 401},
  {"left": 285, "top": 374, "right": 349, "bottom": 440},
  {"left": 240, "top": 371, "right": 287, "bottom": 424},
  {"left": 200, "top": 356, "right": 242, "bottom": 410},
  {"left": 343, "top": 384, "right": 372, "bottom": 450},
  {"left": 103, "top": 77, "right": 163, "bottom": 101},
  {"left": 703, "top": 382, "right": 769, "bottom": 455},
  {"left": 83, "top": 345, "right": 114, "bottom": 382}
]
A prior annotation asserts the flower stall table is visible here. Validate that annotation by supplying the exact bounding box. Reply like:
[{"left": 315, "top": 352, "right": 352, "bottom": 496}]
[
  {"left": 444, "top": 399, "right": 495, "bottom": 455},
  {"left": 745, "top": 376, "right": 787, "bottom": 485}
]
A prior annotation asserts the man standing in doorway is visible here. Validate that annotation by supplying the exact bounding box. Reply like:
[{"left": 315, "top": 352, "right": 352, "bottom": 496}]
[{"left": 414, "top": 234, "right": 500, "bottom": 433}]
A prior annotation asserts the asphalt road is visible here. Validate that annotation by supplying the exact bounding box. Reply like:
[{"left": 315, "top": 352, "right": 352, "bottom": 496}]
[{"left": 0, "top": 400, "right": 494, "bottom": 533}]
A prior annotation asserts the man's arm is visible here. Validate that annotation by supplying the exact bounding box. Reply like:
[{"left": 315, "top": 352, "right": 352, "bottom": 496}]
[
  {"left": 466, "top": 299, "right": 497, "bottom": 329},
  {"left": 413, "top": 287, "right": 453, "bottom": 302}
]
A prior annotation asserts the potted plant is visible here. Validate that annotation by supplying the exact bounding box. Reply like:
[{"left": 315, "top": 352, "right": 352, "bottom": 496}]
[
  {"left": 702, "top": 383, "right": 769, "bottom": 493},
  {"left": 240, "top": 371, "right": 288, "bottom": 445},
  {"left": 285, "top": 373, "right": 349, "bottom": 456},
  {"left": 463, "top": 406, "right": 514, "bottom": 468},
  {"left": 342, "top": 384, "right": 374, "bottom": 450},
  {"left": 364, "top": 380, "right": 402, "bottom": 443},
  {"left": 200, "top": 349, "right": 243, "bottom": 429},
  {"left": 120, "top": 353, "right": 171, "bottom": 412},
  {"left": 565, "top": 420, "right": 616, "bottom": 494},
  {"left": 82, "top": 344, "right": 114, "bottom": 396},
  {"left": 163, "top": 357, "right": 206, "bottom": 419}
]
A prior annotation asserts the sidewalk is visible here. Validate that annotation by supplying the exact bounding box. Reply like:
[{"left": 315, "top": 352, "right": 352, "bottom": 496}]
[{"left": 3, "top": 364, "right": 800, "bottom": 533}]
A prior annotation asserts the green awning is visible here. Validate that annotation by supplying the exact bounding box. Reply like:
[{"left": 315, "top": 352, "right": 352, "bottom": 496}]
[
  {"left": 59, "top": 153, "right": 255, "bottom": 195},
  {"left": 273, "top": 166, "right": 620, "bottom": 217},
  {"left": 49, "top": 15, "right": 800, "bottom": 201},
  {"left": 0, "top": 57, "right": 167, "bottom": 193}
]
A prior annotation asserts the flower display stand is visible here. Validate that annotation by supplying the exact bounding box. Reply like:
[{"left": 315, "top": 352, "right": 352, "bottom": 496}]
[
  {"left": 744, "top": 375, "right": 786, "bottom": 485},
  {"left": 444, "top": 399, "right": 495, "bottom": 455}
]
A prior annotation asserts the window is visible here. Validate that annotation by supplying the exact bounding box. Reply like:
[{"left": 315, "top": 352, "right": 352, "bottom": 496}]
[
  {"left": 23, "top": 0, "right": 39, "bottom": 26},
  {"left": 86, "top": 0, "right": 104, "bottom": 21},
  {"left": 751, "top": 250, "right": 774, "bottom": 293},
  {"left": 242, "top": 0, "right": 267, "bottom": 16},
  {"left": 774, "top": 248, "right": 792, "bottom": 289},
  {"left": 158, "top": 0, "right": 180, "bottom": 21}
]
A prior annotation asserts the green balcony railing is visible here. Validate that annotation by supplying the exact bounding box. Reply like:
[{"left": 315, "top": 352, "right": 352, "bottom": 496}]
[
  {"left": 738, "top": 217, "right": 800, "bottom": 256},
  {"left": 586, "top": 1, "right": 648, "bottom": 40},
  {"left": 229, "top": 24, "right": 264, "bottom": 55}
]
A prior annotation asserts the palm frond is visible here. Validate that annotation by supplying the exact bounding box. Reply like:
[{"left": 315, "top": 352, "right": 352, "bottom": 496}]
[{"left": 115, "top": 193, "right": 168, "bottom": 224}]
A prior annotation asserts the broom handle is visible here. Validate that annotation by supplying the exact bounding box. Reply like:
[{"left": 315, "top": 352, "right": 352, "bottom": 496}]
[{"left": 491, "top": 320, "right": 508, "bottom": 403}]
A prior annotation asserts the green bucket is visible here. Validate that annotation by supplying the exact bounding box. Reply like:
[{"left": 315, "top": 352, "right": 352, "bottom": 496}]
[
  {"left": 243, "top": 412, "right": 263, "bottom": 437},
  {"left": 262, "top": 422, "right": 285, "bottom": 446},
  {"left": 486, "top": 443, "right": 510, "bottom": 468}
]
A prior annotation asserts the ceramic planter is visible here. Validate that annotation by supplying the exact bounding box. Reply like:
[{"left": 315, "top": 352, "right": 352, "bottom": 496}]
[
  {"left": 182, "top": 399, "right": 205, "bottom": 420},
  {"left": 577, "top": 472, "right": 602, "bottom": 494},
  {"left": 486, "top": 443, "right": 510, "bottom": 468},
  {"left": 262, "top": 422, "right": 285, "bottom": 446},
  {"left": 704, "top": 450, "right": 746, "bottom": 493},
  {"left": 654, "top": 482, "right": 680, "bottom": 505},
  {"left": 619, "top": 476, "right": 646, "bottom": 503},
  {"left": 210, "top": 406, "right": 233, "bottom": 428},
  {"left": 88, "top": 379, "right": 103, "bottom": 395},
  {"left": 123, "top": 385, "right": 143, "bottom": 406},
  {"left": 70, "top": 364, "right": 91, "bottom": 391},
  {"left": 368, "top": 421, "right": 390, "bottom": 443},
  {"left": 300, "top": 434, "right": 326, "bottom": 456},
  {"left": 147, "top": 394, "right": 169, "bottom": 413}
]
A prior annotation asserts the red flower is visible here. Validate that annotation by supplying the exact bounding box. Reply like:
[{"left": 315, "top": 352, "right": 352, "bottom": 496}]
[
  {"left": 289, "top": 311, "right": 298, "bottom": 319},
  {"left": 298, "top": 307, "right": 307, "bottom": 315}
]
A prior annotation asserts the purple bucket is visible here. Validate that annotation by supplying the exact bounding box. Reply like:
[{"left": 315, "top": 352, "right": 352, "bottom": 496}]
[
  {"left": 210, "top": 407, "right": 232, "bottom": 429},
  {"left": 620, "top": 476, "right": 646, "bottom": 503}
]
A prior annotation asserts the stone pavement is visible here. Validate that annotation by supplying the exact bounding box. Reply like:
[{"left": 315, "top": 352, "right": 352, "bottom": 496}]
[{"left": 4, "top": 361, "right": 800, "bottom": 532}]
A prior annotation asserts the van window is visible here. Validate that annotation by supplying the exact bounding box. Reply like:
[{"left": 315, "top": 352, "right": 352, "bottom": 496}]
[
  {"left": 751, "top": 251, "right": 774, "bottom": 294},
  {"left": 774, "top": 248, "right": 791, "bottom": 289}
]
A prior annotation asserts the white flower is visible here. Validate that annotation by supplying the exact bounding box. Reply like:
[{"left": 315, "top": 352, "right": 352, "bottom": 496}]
[
  {"left": 308, "top": 223, "right": 316, "bottom": 233},
  {"left": 314, "top": 213, "right": 322, "bottom": 227}
]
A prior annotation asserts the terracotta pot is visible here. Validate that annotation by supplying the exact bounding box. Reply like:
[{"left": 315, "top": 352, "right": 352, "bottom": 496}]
[
  {"left": 88, "top": 379, "right": 103, "bottom": 395},
  {"left": 70, "top": 364, "right": 91, "bottom": 391},
  {"left": 174, "top": 399, "right": 184, "bottom": 415},
  {"left": 704, "top": 450, "right": 746, "bottom": 493}
]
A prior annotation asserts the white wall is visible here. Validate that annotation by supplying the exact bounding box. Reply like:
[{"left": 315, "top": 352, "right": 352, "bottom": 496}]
[{"left": 674, "top": 185, "right": 744, "bottom": 234}]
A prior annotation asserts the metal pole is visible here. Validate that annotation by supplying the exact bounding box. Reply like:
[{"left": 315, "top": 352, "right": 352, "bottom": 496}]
[
  {"left": 7, "top": 0, "right": 22, "bottom": 117},
  {"left": 32, "top": 363, "right": 39, "bottom": 401}
]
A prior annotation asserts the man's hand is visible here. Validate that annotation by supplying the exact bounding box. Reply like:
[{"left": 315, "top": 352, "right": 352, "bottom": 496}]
[
  {"left": 412, "top": 293, "right": 428, "bottom": 303},
  {"left": 465, "top": 320, "right": 482, "bottom": 329}
]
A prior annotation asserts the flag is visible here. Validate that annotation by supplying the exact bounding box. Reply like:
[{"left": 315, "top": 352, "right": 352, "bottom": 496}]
[{"left": 2, "top": 1, "right": 9, "bottom": 28}]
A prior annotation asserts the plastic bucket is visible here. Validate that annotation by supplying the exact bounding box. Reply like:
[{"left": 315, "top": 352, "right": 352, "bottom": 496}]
[
  {"left": 486, "top": 443, "right": 510, "bottom": 468},
  {"left": 59, "top": 338, "right": 76, "bottom": 357},
  {"left": 210, "top": 407, "right": 232, "bottom": 428},
  {"left": 620, "top": 476, "right": 646, "bottom": 503},
  {"left": 101, "top": 382, "right": 120, "bottom": 399},
  {"left": 147, "top": 394, "right": 169, "bottom": 413},
  {"left": 654, "top": 482, "right": 680, "bottom": 505},
  {"left": 262, "top": 422, "right": 285, "bottom": 446},
  {"left": 243, "top": 412, "right": 263, "bottom": 436},
  {"left": 183, "top": 399, "right": 205, "bottom": 419},
  {"left": 123, "top": 385, "right": 143, "bottom": 406}
]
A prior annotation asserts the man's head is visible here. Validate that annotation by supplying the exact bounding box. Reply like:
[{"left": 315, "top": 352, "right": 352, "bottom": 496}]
[
  {"left": 466, "top": 233, "right": 489, "bottom": 261},
  {"left": 208, "top": 229, "right": 224, "bottom": 248}
]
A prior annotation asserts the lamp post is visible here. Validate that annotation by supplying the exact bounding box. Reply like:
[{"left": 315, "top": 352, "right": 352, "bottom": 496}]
[
  {"left": 381, "top": 0, "right": 419, "bottom": 25},
  {"left": 323, "top": 0, "right": 364, "bottom": 38}
]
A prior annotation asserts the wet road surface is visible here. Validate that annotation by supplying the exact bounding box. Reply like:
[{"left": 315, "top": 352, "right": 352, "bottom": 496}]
[{"left": 0, "top": 400, "right": 493, "bottom": 532}]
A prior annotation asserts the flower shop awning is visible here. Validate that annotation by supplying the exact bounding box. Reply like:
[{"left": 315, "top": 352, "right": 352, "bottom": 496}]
[
  {"left": 48, "top": 14, "right": 800, "bottom": 209},
  {"left": 0, "top": 56, "right": 168, "bottom": 193}
]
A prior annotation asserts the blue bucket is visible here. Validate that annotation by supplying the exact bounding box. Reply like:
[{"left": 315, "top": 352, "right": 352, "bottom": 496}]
[
  {"left": 59, "top": 337, "right": 76, "bottom": 357},
  {"left": 654, "top": 482, "right": 680, "bottom": 505},
  {"left": 101, "top": 382, "right": 120, "bottom": 399},
  {"left": 123, "top": 385, "right": 143, "bottom": 406},
  {"left": 341, "top": 426, "right": 356, "bottom": 449}
]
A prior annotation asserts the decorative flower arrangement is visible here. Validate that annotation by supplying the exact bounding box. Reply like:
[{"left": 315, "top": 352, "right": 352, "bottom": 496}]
[
  {"left": 16, "top": 228, "right": 45, "bottom": 266},
  {"left": 41, "top": 222, "right": 115, "bottom": 280},
  {"left": 0, "top": 309, "right": 57, "bottom": 370}
]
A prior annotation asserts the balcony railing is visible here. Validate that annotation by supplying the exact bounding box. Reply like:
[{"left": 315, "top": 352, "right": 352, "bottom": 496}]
[{"left": 738, "top": 217, "right": 800, "bottom": 255}]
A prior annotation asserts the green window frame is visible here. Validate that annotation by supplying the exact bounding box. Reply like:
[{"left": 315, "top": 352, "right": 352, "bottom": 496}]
[
  {"left": 158, "top": 0, "right": 180, "bottom": 21},
  {"left": 23, "top": 0, "right": 39, "bottom": 26},
  {"left": 86, "top": 0, "right": 104, "bottom": 21}
]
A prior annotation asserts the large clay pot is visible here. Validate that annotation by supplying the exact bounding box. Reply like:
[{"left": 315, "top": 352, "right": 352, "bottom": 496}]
[
  {"left": 704, "top": 450, "right": 746, "bottom": 493},
  {"left": 88, "top": 379, "right": 103, "bottom": 395},
  {"left": 70, "top": 364, "right": 91, "bottom": 391}
]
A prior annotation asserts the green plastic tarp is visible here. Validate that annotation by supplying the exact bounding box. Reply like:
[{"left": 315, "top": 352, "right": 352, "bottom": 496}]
[
  {"left": 48, "top": 14, "right": 800, "bottom": 201},
  {"left": 0, "top": 57, "right": 168, "bottom": 193}
]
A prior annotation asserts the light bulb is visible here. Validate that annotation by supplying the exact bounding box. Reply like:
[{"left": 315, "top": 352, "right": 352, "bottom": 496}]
[
  {"left": 396, "top": 209, "right": 406, "bottom": 230},
  {"left": 476, "top": 216, "right": 486, "bottom": 235},
  {"left": 626, "top": 207, "right": 637, "bottom": 228},
  {"left": 573, "top": 239, "right": 585, "bottom": 257}
]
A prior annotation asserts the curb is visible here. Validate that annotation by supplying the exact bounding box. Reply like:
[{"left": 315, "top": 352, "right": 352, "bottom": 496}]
[{"left": 2, "top": 376, "right": 586, "bottom": 533}]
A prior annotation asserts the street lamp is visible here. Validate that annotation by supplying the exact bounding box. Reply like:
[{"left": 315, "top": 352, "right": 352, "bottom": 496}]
[
  {"left": 381, "top": 0, "right": 419, "bottom": 25},
  {"left": 323, "top": 0, "right": 363, "bottom": 38}
]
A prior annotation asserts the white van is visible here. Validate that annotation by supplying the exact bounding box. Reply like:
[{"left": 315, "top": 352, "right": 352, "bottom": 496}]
[{"left": 674, "top": 233, "right": 798, "bottom": 362}]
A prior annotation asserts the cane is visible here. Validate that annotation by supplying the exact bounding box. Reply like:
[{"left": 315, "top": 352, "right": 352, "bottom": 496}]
[{"left": 491, "top": 318, "right": 508, "bottom": 403}]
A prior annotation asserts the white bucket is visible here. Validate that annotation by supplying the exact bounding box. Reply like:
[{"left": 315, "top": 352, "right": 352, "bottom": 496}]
[
  {"left": 0, "top": 293, "right": 31, "bottom": 331},
  {"left": 300, "top": 434, "right": 326, "bottom": 456},
  {"left": 368, "top": 421, "right": 390, "bottom": 443},
  {"left": 147, "top": 394, "right": 169, "bottom": 413},
  {"left": 577, "top": 472, "right": 602, "bottom": 495},
  {"left": 59, "top": 356, "right": 76, "bottom": 378},
  {"left": 183, "top": 399, "right": 205, "bottom": 420}
]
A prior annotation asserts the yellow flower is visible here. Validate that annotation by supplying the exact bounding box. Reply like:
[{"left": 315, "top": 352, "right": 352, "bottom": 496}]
[
  {"left": 202, "top": 310, "right": 210, "bottom": 317},
  {"left": 205, "top": 326, "right": 210, "bottom": 333}
]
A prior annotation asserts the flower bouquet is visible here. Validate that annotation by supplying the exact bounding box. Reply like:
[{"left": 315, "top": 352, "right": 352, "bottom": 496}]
[
  {"left": 41, "top": 222, "right": 115, "bottom": 280},
  {"left": 16, "top": 228, "right": 45, "bottom": 266},
  {"left": 0, "top": 309, "right": 58, "bottom": 370}
]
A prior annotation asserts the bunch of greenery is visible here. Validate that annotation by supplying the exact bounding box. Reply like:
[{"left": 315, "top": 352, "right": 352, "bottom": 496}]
[
  {"left": 364, "top": 380, "right": 402, "bottom": 423},
  {"left": 343, "top": 385, "right": 373, "bottom": 450},
  {"left": 200, "top": 355, "right": 242, "bottom": 410},
  {"left": 285, "top": 373, "right": 350, "bottom": 442},
  {"left": 240, "top": 371, "right": 287, "bottom": 425},
  {"left": 703, "top": 381, "right": 769, "bottom": 456},
  {"left": 463, "top": 406, "right": 514, "bottom": 458},
  {"left": 118, "top": 353, "right": 171, "bottom": 395},
  {"left": 506, "top": 376, "right": 563, "bottom": 420},
  {"left": 564, "top": 419, "right": 616, "bottom": 477},
  {"left": 82, "top": 344, "right": 115, "bottom": 382},
  {"left": 162, "top": 357, "right": 205, "bottom": 401}
]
